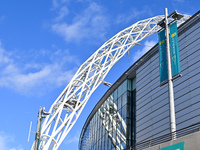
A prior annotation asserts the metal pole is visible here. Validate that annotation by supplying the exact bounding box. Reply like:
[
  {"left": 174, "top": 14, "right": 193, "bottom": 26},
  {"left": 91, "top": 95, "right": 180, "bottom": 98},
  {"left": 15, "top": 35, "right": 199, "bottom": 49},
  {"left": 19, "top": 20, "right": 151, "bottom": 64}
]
[
  {"left": 33, "top": 107, "right": 50, "bottom": 150},
  {"left": 34, "top": 107, "right": 43, "bottom": 150},
  {"left": 165, "top": 8, "right": 176, "bottom": 140}
]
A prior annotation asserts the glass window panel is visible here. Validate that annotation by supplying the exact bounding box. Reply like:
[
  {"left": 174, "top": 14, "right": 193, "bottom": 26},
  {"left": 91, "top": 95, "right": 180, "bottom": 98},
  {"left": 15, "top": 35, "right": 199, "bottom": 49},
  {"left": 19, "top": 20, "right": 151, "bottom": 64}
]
[
  {"left": 106, "top": 115, "right": 109, "bottom": 121},
  {"left": 118, "top": 108, "right": 122, "bottom": 119},
  {"left": 103, "top": 125, "right": 105, "bottom": 137},
  {"left": 126, "top": 119, "right": 131, "bottom": 139},
  {"left": 127, "top": 91, "right": 131, "bottom": 105},
  {"left": 100, "top": 138, "right": 102, "bottom": 150},
  {"left": 104, "top": 100, "right": 107, "bottom": 107},
  {"left": 116, "top": 138, "right": 120, "bottom": 150},
  {"left": 118, "top": 80, "right": 127, "bottom": 97},
  {"left": 96, "top": 117, "right": 99, "bottom": 133},
  {"left": 122, "top": 92, "right": 127, "bottom": 107},
  {"left": 114, "top": 89, "right": 118, "bottom": 101},
  {"left": 105, "top": 134, "right": 108, "bottom": 150},
  {"left": 108, "top": 137, "right": 111, "bottom": 149},
  {"left": 123, "top": 80, "right": 127, "bottom": 92},
  {"left": 112, "top": 130, "right": 116, "bottom": 145},
  {"left": 121, "top": 118, "right": 126, "bottom": 134},
  {"left": 94, "top": 125, "right": 96, "bottom": 144},
  {"left": 99, "top": 126, "right": 101, "bottom": 139},
  {"left": 127, "top": 79, "right": 132, "bottom": 91},
  {"left": 127, "top": 103, "right": 131, "bottom": 119},
  {"left": 122, "top": 105, "right": 127, "bottom": 119},
  {"left": 114, "top": 98, "right": 118, "bottom": 110},
  {"left": 118, "top": 97, "right": 122, "bottom": 110},
  {"left": 122, "top": 141, "right": 126, "bottom": 149},
  {"left": 109, "top": 123, "right": 112, "bottom": 134},
  {"left": 109, "top": 98, "right": 114, "bottom": 115},
  {"left": 118, "top": 84, "right": 122, "bottom": 97},
  {"left": 102, "top": 135, "right": 104, "bottom": 150},
  {"left": 100, "top": 118, "right": 103, "bottom": 128},
  {"left": 97, "top": 140, "right": 99, "bottom": 150},
  {"left": 132, "top": 78, "right": 136, "bottom": 90},
  {"left": 110, "top": 94, "right": 114, "bottom": 102}
]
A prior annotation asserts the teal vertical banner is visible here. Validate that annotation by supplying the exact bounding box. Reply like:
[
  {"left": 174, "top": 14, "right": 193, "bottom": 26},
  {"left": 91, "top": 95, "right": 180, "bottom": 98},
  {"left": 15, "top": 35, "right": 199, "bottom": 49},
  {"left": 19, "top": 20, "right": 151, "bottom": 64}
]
[
  {"left": 169, "top": 21, "right": 181, "bottom": 76},
  {"left": 158, "top": 29, "right": 168, "bottom": 83},
  {"left": 158, "top": 142, "right": 184, "bottom": 150}
]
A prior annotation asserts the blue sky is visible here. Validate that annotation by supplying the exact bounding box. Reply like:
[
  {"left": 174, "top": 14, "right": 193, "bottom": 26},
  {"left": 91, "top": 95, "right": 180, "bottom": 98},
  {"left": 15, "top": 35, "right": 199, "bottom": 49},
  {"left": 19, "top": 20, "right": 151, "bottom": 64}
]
[{"left": 0, "top": 0, "right": 199, "bottom": 149}]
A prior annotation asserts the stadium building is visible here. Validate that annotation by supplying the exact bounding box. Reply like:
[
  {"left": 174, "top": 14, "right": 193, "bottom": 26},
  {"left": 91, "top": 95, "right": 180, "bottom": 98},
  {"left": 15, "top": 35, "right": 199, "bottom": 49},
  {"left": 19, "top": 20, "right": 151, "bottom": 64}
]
[{"left": 79, "top": 10, "right": 200, "bottom": 150}]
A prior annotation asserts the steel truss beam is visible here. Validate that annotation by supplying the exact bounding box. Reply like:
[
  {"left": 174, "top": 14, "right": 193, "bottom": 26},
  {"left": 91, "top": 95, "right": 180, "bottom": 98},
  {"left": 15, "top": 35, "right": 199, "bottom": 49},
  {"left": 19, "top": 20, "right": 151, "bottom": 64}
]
[{"left": 32, "top": 14, "right": 190, "bottom": 150}]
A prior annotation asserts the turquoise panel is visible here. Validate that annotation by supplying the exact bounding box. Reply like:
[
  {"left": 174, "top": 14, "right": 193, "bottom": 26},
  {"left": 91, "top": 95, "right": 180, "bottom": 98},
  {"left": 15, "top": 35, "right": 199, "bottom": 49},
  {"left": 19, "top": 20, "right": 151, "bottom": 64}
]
[{"left": 158, "top": 142, "right": 184, "bottom": 150}]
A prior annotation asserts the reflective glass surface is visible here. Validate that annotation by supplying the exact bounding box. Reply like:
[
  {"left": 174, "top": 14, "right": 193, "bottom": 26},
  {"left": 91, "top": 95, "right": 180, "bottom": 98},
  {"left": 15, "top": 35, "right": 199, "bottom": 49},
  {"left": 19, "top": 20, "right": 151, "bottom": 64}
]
[{"left": 80, "top": 79, "right": 136, "bottom": 150}]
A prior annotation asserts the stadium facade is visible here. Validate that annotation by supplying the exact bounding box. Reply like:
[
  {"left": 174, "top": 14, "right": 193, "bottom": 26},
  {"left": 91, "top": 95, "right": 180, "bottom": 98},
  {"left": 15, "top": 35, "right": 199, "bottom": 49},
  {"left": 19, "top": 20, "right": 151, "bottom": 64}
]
[{"left": 79, "top": 10, "right": 200, "bottom": 150}]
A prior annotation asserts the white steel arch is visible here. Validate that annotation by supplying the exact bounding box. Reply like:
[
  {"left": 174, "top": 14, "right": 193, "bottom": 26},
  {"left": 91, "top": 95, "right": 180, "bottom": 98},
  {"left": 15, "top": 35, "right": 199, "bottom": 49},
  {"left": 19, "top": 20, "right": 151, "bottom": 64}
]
[{"left": 32, "top": 14, "right": 190, "bottom": 150}]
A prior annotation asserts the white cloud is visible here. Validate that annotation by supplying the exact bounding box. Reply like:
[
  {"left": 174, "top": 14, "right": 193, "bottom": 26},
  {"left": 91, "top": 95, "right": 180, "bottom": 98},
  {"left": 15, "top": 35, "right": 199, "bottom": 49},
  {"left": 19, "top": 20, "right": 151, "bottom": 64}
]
[
  {"left": 52, "top": 0, "right": 59, "bottom": 9},
  {"left": 52, "top": 0, "right": 70, "bottom": 9},
  {"left": 115, "top": 6, "right": 153, "bottom": 24},
  {"left": 133, "top": 40, "right": 156, "bottom": 62},
  {"left": 0, "top": 42, "right": 80, "bottom": 96},
  {"left": 0, "top": 65, "right": 76, "bottom": 95},
  {"left": 0, "top": 132, "right": 24, "bottom": 150},
  {"left": 52, "top": 22, "right": 84, "bottom": 42},
  {"left": 55, "top": 6, "right": 69, "bottom": 21},
  {"left": 52, "top": 2, "right": 109, "bottom": 43},
  {"left": 0, "top": 43, "right": 12, "bottom": 65}
]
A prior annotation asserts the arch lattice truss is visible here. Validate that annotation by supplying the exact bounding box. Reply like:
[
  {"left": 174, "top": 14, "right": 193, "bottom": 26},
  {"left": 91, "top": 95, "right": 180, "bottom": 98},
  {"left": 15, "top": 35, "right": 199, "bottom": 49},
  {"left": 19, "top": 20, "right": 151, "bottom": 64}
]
[{"left": 34, "top": 14, "right": 189, "bottom": 150}]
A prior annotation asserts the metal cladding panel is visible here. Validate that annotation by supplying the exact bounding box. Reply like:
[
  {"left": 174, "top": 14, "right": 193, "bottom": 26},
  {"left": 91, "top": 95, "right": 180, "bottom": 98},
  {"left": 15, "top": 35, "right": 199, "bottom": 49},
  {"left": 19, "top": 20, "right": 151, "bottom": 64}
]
[
  {"left": 136, "top": 15, "right": 200, "bottom": 142},
  {"left": 178, "top": 22, "right": 200, "bottom": 41},
  {"left": 152, "top": 110, "right": 169, "bottom": 123},
  {"left": 179, "top": 27, "right": 200, "bottom": 46}
]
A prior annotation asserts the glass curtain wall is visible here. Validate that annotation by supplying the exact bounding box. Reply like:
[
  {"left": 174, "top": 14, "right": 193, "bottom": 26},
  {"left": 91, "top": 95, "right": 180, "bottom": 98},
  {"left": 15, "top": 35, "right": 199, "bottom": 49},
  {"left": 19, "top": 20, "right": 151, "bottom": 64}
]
[{"left": 80, "top": 79, "right": 136, "bottom": 150}]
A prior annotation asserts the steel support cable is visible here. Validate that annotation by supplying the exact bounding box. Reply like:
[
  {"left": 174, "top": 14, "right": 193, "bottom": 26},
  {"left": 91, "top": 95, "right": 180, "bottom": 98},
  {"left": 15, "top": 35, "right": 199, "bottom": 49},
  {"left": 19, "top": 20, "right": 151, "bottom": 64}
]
[{"left": 32, "top": 14, "right": 190, "bottom": 150}]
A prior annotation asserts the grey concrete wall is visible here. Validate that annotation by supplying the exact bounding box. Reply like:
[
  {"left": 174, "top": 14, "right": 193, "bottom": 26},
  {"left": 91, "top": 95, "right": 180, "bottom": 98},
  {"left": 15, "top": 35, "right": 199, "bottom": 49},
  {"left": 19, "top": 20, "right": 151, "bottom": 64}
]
[{"left": 144, "top": 131, "right": 200, "bottom": 150}]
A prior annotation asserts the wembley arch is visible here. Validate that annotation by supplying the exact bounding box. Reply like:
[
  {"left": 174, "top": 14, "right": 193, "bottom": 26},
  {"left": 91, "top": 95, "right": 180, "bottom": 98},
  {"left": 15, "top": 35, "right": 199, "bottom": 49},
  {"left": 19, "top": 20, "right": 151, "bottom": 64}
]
[{"left": 31, "top": 13, "right": 190, "bottom": 150}]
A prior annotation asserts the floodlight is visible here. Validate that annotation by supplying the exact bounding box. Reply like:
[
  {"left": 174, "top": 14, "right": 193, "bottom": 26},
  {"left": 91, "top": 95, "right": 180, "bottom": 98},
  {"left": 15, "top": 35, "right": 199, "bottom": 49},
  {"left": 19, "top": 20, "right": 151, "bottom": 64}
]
[{"left": 172, "top": 12, "right": 184, "bottom": 20}]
